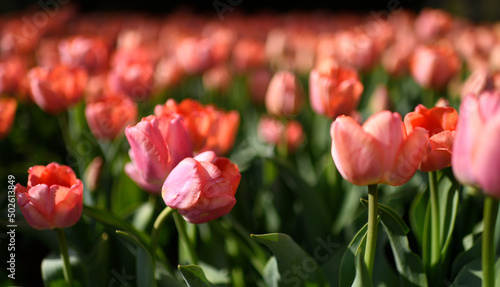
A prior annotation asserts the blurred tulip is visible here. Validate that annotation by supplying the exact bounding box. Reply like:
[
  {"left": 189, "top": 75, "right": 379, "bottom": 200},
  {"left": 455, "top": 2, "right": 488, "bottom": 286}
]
[
  {"left": 15, "top": 162, "right": 83, "bottom": 230},
  {"left": 452, "top": 92, "right": 500, "bottom": 197},
  {"left": 202, "top": 65, "right": 232, "bottom": 93},
  {"left": 28, "top": 65, "right": 88, "bottom": 114},
  {"left": 369, "top": 85, "right": 391, "bottom": 114},
  {"left": 404, "top": 104, "right": 458, "bottom": 172},
  {"left": 125, "top": 113, "right": 193, "bottom": 193},
  {"left": 265, "top": 71, "right": 305, "bottom": 117},
  {"left": 162, "top": 151, "right": 241, "bottom": 224},
  {"left": 248, "top": 68, "right": 272, "bottom": 105},
  {"left": 0, "top": 97, "right": 17, "bottom": 140},
  {"left": 154, "top": 56, "right": 184, "bottom": 89},
  {"left": 381, "top": 29, "right": 416, "bottom": 77},
  {"left": 409, "top": 43, "right": 460, "bottom": 90},
  {"left": 59, "top": 36, "right": 109, "bottom": 74},
  {"left": 85, "top": 93, "right": 138, "bottom": 140},
  {"left": 461, "top": 68, "right": 496, "bottom": 99},
  {"left": 155, "top": 99, "right": 240, "bottom": 155},
  {"left": 0, "top": 56, "right": 27, "bottom": 95},
  {"left": 309, "top": 58, "right": 363, "bottom": 119},
  {"left": 36, "top": 38, "right": 61, "bottom": 68},
  {"left": 176, "top": 37, "right": 213, "bottom": 74},
  {"left": 331, "top": 111, "right": 428, "bottom": 186},
  {"left": 84, "top": 156, "right": 103, "bottom": 193},
  {"left": 334, "top": 29, "right": 381, "bottom": 72},
  {"left": 232, "top": 38, "right": 266, "bottom": 73},
  {"left": 258, "top": 116, "right": 305, "bottom": 153},
  {"left": 414, "top": 8, "right": 452, "bottom": 43}
]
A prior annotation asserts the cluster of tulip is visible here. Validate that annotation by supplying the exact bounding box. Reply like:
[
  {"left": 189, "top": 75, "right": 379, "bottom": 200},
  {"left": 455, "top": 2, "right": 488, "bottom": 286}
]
[{"left": 2, "top": 4, "right": 500, "bottom": 287}]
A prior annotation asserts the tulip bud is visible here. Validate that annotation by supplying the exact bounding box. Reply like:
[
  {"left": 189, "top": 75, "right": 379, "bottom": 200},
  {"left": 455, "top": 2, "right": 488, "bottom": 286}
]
[{"left": 265, "top": 71, "right": 305, "bottom": 117}]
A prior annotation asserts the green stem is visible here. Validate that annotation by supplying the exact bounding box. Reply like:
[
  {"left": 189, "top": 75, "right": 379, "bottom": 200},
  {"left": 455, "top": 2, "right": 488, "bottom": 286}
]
[
  {"left": 482, "top": 196, "right": 498, "bottom": 287},
  {"left": 173, "top": 211, "right": 198, "bottom": 264},
  {"left": 364, "top": 184, "right": 378, "bottom": 277},
  {"left": 150, "top": 206, "right": 174, "bottom": 270},
  {"left": 56, "top": 228, "right": 74, "bottom": 287},
  {"left": 429, "top": 171, "right": 441, "bottom": 275}
]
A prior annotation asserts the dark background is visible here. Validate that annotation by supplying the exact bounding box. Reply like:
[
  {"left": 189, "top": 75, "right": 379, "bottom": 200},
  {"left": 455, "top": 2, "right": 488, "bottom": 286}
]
[{"left": 0, "top": 0, "right": 499, "bottom": 22}]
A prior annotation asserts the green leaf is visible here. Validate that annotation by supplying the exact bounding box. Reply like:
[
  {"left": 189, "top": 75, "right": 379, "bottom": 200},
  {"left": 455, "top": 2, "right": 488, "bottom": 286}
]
[
  {"left": 409, "top": 189, "right": 428, "bottom": 247},
  {"left": 360, "top": 199, "right": 409, "bottom": 233},
  {"left": 179, "top": 265, "right": 216, "bottom": 287},
  {"left": 116, "top": 230, "right": 156, "bottom": 287},
  {"left": 252, "top": 233, "right": 328, "bottom": 287},
  {"left": 451, "top": 234, "right": 481, "bottom": 278},
  {"left": 132, "top": 200, "right": 156, "bottom": 231},
  {"left": 84, "top": 232, "right": 110, "bottom": 287},
  {"left": 155, "top": 262, "right": 186, "bottom": 287},
  {"left": 41, "top": 251, "right": 87, "bottom": 287},
  {"left": 339, "top": 223, "right": 368, "bottom": 287},
  {"left": 263, "top": 256, "right": 280, "bottom": 287},
  {"left": 351, "top": 252, "right": 373, "bottom": 287},
  {"left": 440, "top": 181, "right": 460, "bottom": 258},
  {"left": 379, "top": 206, "right": 428, "bottom": 287}
]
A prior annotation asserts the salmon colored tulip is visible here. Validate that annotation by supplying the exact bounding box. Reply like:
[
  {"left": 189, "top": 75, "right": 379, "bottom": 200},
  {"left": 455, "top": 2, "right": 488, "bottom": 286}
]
[
  {"left": 162, "top": 151, "right": 241, "bottom": 224},
  {"left": 85, "top": 93, "right": 138, "bottom": 140},
  {"left": 155, "top": 99, "right": 240, "bottom": 155},
  {"left": 0, "top": 97, "right": 17, "bottom": 140},
  {"left": 258, "top": 116, "right": 305, "bottom": 153},
  {"left": 59, "top": 36, "right": 109, "bottom": 74},
  {"left": 452, "top": 92, "right": 500, "bottom": 197},
  {"left": 333, "top": 29, "right": 382, "bottom": 72},
  {"left": 460, "top": 68, "right": 497, "bottom": 99},
  {"left": 331, "top": 111, "right": 428, "bottom": 186},
  {"left": 232, "top": 38, "right": 266, "bottom": 73},
  {"left": 202, "top": 65, "right": 232, "bottom": 93},
  {"left": 28, "top": 65, "right": 88, "bottom": 114},
  {"left": 309, "top": 58, "right": 363, "bottom": 119},
  {"left": 15, "top": 162, "right": 83, "bottom": 230},
  {"left": 176, "top": 37, "right": 213, "bottom": 74},
  {"left": 414, "top": 8, "right": 453, "bottom": 43},
  {"left": 265, "top": 71, "right": 305, "bottom": 117},
  {"left": 0, "top": 56, "right": 27, "bottom": 95},
  {"left": 409, "top": 43, "right": 460, "bottom": 90},
  {"left": 125, "top": 113, "right": 193, "bottom": 193},
  {"left": 404, "top": 104, "right": 459, "bottom": 172}
]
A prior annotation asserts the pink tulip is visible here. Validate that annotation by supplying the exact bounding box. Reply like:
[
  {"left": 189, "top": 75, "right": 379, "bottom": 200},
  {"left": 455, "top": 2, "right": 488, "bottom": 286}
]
[
  {"left": 452, "top": 92, "right": 500, "bottom": 197},
  {"left": 125, "top": 114, "right": 193, "bottom": 193},
  {"left": 331, "top": 111, "right": 428, "bottom": 186},
  {"left": 265, "top": 71, "right": 305, "bottom": 117},
  {"left": 15, "top": 162, "right": 83, "bottom": 230},
  {"left": 162, "top": 151, "right": 241, "bottom": 224},
  {"left": 59, "top": 36, "right": 109, "bottom": 74}
]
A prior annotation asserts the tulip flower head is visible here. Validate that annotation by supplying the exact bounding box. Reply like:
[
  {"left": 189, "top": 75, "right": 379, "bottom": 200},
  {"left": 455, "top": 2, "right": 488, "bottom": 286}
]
[
  {"left": 15, "top": 163, "right": 83, "bottom": 230},
  {"left": 452, "top": 92, "right": 500, "bottom": 197},
  {"left": 331, "top": 111, "right": 428, "bottom": 186},
  {"left": 404, "top": 104, "right": 459, "bottom": 172},
  {"left": 258, "top": 116, "right": 305, "bottom": 153},
  {"left": 0, "top": 97, "right": 17, "bottom": 140},
  {"left": 162, "top": 151, "right": 241, "bottom": 224},
  {"left": 265, "top": 71, "right": 305, "bottom": 117}
]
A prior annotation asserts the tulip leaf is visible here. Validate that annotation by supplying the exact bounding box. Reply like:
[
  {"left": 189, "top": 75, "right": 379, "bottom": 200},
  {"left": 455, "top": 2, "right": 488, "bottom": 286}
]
[
  {"left": 115, "top": 230, "right": 156, "bottom": 287},
  {"left": 252, "top": 233, "right": 328, "bottom": 287},
  {"left": 360, "top": 199, "right": 409, "bottom": 234},
  {"left": 409, "top": 189, "right": 428, "bottom": 248},
  {"left": 450, "top": 257, "right": 500, "bottom": 287},
  {"left": 178, "top": 265, "right": 216, "bottom": 287},
  {"left": 155, "top": 262, "right": 186, "bottom": 287},
  {"left": 439, "top": 180, "right": 460, "bottom": 258},
  {"left": 263, "top": 256, "right": 280, "bottom": 287},
  {"left": 351, "top": 251, "right": 373, "bottom": 287},
  {"left": 41, "top": 250, "right": 87, "bottom": 287},
  {"left": 339, "top": 223, "right": 368, "bottom": 287},
  {"left": 379, "top": 205, "right": 428, "bottom": 287}
]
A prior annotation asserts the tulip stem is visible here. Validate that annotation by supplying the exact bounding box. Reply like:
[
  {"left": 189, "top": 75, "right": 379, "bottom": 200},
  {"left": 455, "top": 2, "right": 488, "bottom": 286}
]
[
  {"left": 428, "top": 171, "right": 441, "bottom": 280},
  {"left": 482, "top": 196, "right": 498, "bottom": 287},
  {"left": 150, "top": 206, "right": 174, "bottom": 270},
  {"left": 56, "top": 228, "right": 74, "bottom": 287},
  {"left": 364, "top": 184, "right": 378, "bottom": 277},
  {"left": 173, "top": 211, "right": 198, "bottom": 264}
]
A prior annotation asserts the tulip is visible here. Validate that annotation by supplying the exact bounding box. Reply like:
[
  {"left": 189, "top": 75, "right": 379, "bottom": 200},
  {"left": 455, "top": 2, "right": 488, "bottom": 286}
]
[
  {"left": 409, "top": 43, "right": 460, "bottom": 90},
  {"left": 162, "top": 151, "right": 241, "bottom": 224},
  {"left": 414, "top": 8, "right": 453, "bottom": 43},
  {"left": 0, "top": 56, "right": 27, "bottom": 95},
  {"left": 331, "top": 111, "right": 428, "bottom": 186},
  {"left": 15, "top": 162, "right": 83, "bottom": 230},
  {"left": 258, "top": 116, "right": 305, "bottom": 153},
  {"left": 265, "top": 71, "right": 305, "bottom": 117},
  {"left": 404, "top": 104, "right": 458, "bottom": 172},
  {"left": 333, "top": 29, "right": 382, "bottom": 72},
  {"left": 232, "top": 38, "right": 266, "bottom": 73},
  {"left": 202, "top": 65, "right": 232, "bottom": 93},
  {"left": 28, "top": 65, "right": 88, "bottom": 114},
  {"left": 368, "top": 85, "right": 391, "bottom": 115},
  {"left": 85, "top": 93, "right": 138, "bottom": 140},
  {"left": 176, "top": 37, "right": 213, "bottom": 74},
  {"left": 0, "top": 97, "right": 17, "bottom": 140},
  {"left": 452, "top": 92, "right": 500, "bottom": 196},
  {"left": 248, "top": 68, "right": 272, "bottom": 105},
  {"left": 460, "top": 68, "right": 497, "bottom": 99},
  {"left": 309, "top": 58, "right": 363, "bottom": 119},
  {"left": 59, "top": 36, "right": 109, "bottom": 74},
  {"left": 125, "top": 113, "right": 193, "bottom": 193}
]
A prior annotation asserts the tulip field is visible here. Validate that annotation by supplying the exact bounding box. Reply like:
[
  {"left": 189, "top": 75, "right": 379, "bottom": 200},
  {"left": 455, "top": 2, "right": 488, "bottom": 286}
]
[{"left": 2, "top": 4, "right": 500, "bottom": 287}]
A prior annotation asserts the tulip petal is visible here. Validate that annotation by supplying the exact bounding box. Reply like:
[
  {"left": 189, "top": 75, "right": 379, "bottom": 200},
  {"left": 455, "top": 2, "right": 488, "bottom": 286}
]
[
  {"left": 386, "top": 127, "right": 428, "bottom": 186},
  {"left": 160, "top": 115, "right": 193, "bottom": 170},
  {"left": 124, "top": 162, "right": 162, "bottom": 193},
  {"left": 179, "top": 195, "right": 236, "bottom": 224},
  {"left": 52, "top": 184, "right": 83, "bottom": 228},
  {"left": 17, "top": 184, "right": 54, "bottom": 229},
  {"left": 473, "top": 115, "right": 500, "bottom": 197},
  {"left": 420, "top": 131, "right": 454, "bottom": 172},
  {"left": 331, "top": 116, "right": 385, "bottom": 186},
  {"left": 162, "top": 158, "right": 202, "bottom": 210}
]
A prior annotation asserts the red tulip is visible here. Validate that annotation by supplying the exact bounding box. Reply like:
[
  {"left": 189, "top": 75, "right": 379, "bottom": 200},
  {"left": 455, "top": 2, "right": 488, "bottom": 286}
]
[
  {"left": 28, "top": 65, "right": 88, "bottom": 114},
  {"left": 452, "top": 92, "right": 500, "bottom": 197},
  {"left": 309, "top": 58, "right": 363, "bottom": 119},
  {"left": 15, "top": 162, "right": 83, "bottom": 230},
  {"left": 404, "top": 105, "right": 459, "bottom": 172},
  {"left": 85, "top": 93, "right": 138, "bottom": 140},
  {"left": 0, "top": 97, "right": 17, "bottom": 140},
  {"left": 162, "top": 151, "right": 241, "bottom": 224},
  {"left": 59, "top": 36, "right": 109, "bottom": 74},
  {"left": 125, "top": 114, "right": 193, "bottom": 193},
  {"left": 265, "top": 71, "right": 305, "bottom": 117},
  {"left": 331, "top": 111, "right": 428, "bottom": 186}
]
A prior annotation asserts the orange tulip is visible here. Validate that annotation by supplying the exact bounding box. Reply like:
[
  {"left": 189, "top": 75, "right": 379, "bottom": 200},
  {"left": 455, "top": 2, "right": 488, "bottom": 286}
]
[
  {"left": 0, "top": 97, "right": 17, "bottom": 140},
  {"left": 28, "top": 65, "right": 88, "bottom": 114},
  {"left": 331, "top": 111, "right": 428, "bottom": 186},
  {"left": 309, "top": 58, "right": 363, "bottom": 119},
  {"left": 265, "top": 71, "right": 305, "bottom": 117},
  {"left": 15, "top": 163, "right": 83, "bottom": 230},
  {"left": 404, "top": 104, "right": 459, "bottom": 172}
]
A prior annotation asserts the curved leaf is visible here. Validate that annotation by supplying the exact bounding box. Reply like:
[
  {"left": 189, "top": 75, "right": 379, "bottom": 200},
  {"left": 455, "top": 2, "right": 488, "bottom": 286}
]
[
  {"left": 179, "top": 265, "right": 215, "bottom": 287},
  {"left": 116, "top": 230, "right": 156, "bottom": 287},
  {"left": 339, "top": 223, "right": 368, "bottom": 287}
]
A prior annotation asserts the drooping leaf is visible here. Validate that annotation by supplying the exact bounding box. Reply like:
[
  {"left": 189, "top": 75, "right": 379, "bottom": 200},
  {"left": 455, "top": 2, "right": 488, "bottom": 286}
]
[
  {"left": 179, "top": 265, "right": 216, "bottom": 287},
  {"left": 116, "top": 230, "right": 156, "bottom": 287},
  {"left": 339, "top": 223, "right": 368, "bottom": 287}
]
